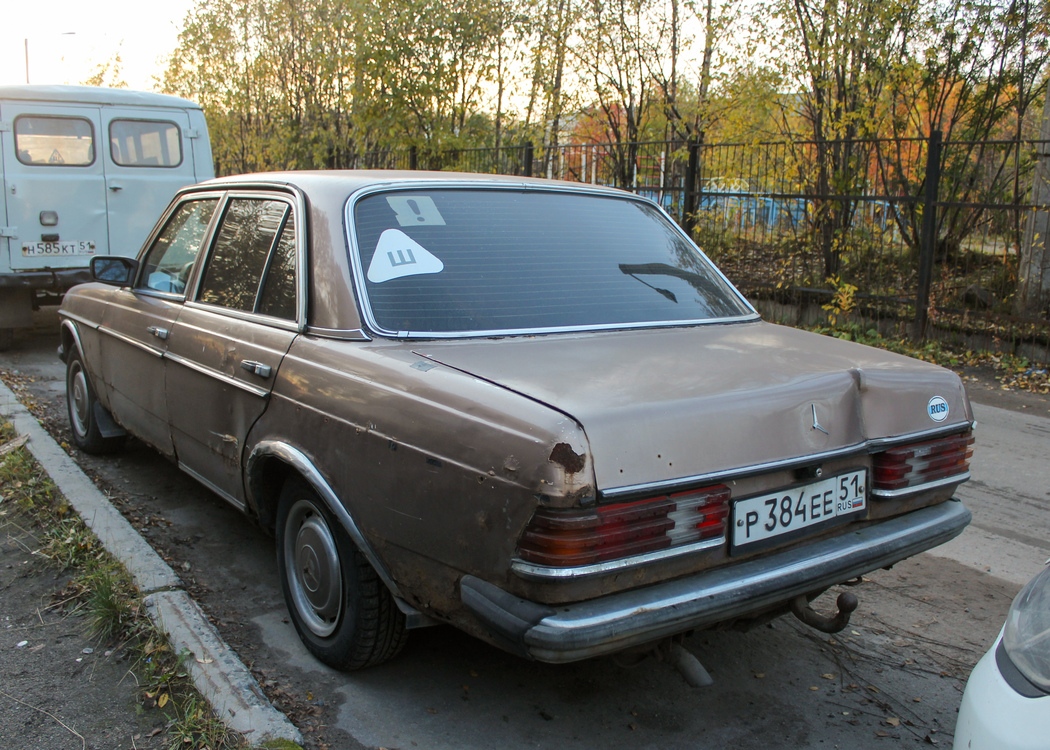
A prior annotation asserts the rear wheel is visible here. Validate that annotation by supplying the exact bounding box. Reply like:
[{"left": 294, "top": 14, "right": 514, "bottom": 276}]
[
  {"left": 276, "top": 476, "right": 407, "bottom": 670},
  {"left": 65, "top": 351, "right": 125, "bottom": 454}
]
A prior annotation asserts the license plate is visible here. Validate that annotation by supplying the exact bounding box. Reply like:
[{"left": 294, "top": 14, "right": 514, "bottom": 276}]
[
  {"left": 731, "top": 469, "right": 867, "bottom": 552},
  {"left": 21, "top": 240, "right": 96, "bottom": 257}
]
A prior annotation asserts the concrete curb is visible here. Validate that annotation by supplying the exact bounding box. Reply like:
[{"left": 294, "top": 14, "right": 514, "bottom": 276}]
[{"left": 0, "top": 379, "right": 303, "bottom": 748}]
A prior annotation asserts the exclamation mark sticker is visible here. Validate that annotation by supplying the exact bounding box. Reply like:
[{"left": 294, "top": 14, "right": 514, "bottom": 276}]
[{"left": 407, "top": 199, "right": 426, "bottom": 221}]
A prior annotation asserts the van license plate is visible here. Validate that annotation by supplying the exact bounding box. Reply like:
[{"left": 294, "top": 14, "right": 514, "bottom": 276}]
[
  {"left": 731, "top": 469, "right": 867, "bottom": 551},
  {"left": 22, "top": 240, "right": 97, "bottom": 257}
]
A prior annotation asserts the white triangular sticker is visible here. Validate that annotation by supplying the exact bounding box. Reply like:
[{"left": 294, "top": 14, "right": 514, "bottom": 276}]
[{"left": 367, "top": 229, "right": 444, "bottom": 283}]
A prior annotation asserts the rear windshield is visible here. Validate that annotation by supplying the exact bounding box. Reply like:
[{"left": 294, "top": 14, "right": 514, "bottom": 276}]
[{"left": 351, "top": 188, "right": 752, "bottom": 336}]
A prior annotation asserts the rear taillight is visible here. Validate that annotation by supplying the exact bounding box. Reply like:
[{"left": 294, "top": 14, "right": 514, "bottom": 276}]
[
  {"left": 516, "top": 485, "right": 731, "bottom": 567},
  {"left": 872, "top": 431, "right": 974, "bottom": 493}
]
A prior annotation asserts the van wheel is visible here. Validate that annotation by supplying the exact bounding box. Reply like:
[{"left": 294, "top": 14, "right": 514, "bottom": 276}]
[
  {"left": 276, "top": 477, "right": 407, "bottom": 670},
  {"left": 0, "top": 328, "right": 14, "bottom": 352},
  {"left": 65, "top": 351, "right": 124, "bottom": 454}
]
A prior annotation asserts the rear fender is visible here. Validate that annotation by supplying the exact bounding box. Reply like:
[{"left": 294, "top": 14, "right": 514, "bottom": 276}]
[{"left": 245, "top": 439, "right": 433, "bottom": 628}]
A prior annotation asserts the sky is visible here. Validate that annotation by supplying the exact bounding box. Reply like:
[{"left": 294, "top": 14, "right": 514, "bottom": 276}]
[{"left": 0, "top": 0, "right": 197, "bottom": 90}]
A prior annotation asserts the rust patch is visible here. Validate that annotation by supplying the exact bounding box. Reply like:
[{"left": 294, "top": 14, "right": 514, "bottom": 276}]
[{"left": 549, "top": 442, "right": 586, "bottom": 474}]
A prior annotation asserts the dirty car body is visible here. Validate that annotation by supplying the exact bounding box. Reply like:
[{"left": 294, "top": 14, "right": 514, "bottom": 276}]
[{"left": 57, "top": 172, "right": 974, "bottom": 669}]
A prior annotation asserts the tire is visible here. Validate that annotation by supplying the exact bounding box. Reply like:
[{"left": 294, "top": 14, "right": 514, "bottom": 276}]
[
  {"left": 65, "top": 351, "right": 125, "bottom": 454},
  {"left": 276, "top": 476, "right": 407, "bottom": 670},
  {"left": 0, "top": 328, "right": 14, "bottom": 352}
]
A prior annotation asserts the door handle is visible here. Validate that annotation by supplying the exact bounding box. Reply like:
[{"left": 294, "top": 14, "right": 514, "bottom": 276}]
[
  {"left": 109, "top": 184, "right": 124, "bottom": 192},
  {"left": 240, "top": 360, "right": 272, "bottom": 378},
  {"left": 147, "top": 326, "right": 169, "bottom": 340}
]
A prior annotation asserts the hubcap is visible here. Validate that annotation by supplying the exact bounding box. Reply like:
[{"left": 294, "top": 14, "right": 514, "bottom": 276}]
[
  {"left": 284, "top": 498, "right": 342, "bottom": 638},
  {"left": 69, "top": 364, "right": 90, "bottom": 438}
]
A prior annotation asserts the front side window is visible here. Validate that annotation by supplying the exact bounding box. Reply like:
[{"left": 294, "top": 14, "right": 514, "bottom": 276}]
[
  {"left": 138, "top": 199, "right": 219, "bottom": 294},
  {"left": 109, "top": 119, "right": 182, "bottom": 167},
  {"left": 14, "top": 116, "right": 95, "bottom": 166},
  {"left": 197, "top": 198, "right": 294, "bottom": 316},
  {"left": 351, "top": 189, "right": 753, "bottom": 336}
]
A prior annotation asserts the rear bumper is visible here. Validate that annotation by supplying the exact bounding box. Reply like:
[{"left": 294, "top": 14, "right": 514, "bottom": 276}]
[
  {"left": 0, "top": 269, "right": 92, "bottom": 291},
  {"left": 461, "top": 499, "right": 970, "bottom": 663}
]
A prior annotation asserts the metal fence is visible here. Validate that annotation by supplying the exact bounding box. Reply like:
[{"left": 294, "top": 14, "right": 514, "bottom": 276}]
[{"left": 355, "top": 135, "right": 1050, "bottom": 361}]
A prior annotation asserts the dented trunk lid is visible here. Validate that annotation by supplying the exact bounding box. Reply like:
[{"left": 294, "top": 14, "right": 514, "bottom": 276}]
[{"left": 414, "top": 321, "right": 973, "bottom": 493}]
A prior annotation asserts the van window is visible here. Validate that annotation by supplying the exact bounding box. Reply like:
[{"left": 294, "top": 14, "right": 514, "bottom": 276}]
[
  {"left": 14, "top": 116, "right": 95, "bottom": 166},
  {"left": 109, "top": 119, "right": 182, "bottom": 167}
]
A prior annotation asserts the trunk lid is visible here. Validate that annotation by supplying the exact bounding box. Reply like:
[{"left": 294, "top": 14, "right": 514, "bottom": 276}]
[{"left": 414, "top": 322, "right": 972, "bottom": 493}]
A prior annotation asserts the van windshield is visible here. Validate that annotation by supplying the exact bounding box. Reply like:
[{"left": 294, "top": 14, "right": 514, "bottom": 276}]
[{"left": 351, "top": 188, "right": 753, "bottom": 336}]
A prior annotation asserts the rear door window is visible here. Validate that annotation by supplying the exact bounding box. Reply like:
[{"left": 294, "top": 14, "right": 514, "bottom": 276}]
[
  {"left": 197, "top": 197, "right": 297, "bottom": 320},
  {"left": 109, "top": 119, "right": 182, "bottom": 167},
  {"left": 14, "top": 115, "right": 95, "bottom": 166}
]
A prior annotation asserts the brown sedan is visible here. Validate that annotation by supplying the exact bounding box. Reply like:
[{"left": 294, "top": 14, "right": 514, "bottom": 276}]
[{"left": 58, "top": 172, "right": 973, "bottom": 673}]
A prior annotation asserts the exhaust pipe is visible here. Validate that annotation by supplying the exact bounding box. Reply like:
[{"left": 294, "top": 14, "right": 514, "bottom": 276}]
[{"left": 657, "top": 639, "right": 714, "bottom": 687}]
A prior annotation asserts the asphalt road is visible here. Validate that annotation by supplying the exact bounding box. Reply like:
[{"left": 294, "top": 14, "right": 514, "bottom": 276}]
[{"left": 2, "top": 316, "right": 1047, "bottom": 750}]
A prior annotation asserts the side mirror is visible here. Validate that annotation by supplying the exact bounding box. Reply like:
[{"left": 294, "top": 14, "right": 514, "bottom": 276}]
[{"left": 91, "top": 256, "right": 138, "bottom": 286}]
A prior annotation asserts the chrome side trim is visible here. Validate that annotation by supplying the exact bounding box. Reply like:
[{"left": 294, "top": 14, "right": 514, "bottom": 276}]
[
  {"left": 59, "top": 317, "right": 87, "bottom": 361},
  {"left": 382, "top": 315, "right": 761, "bottom": 340},
  {"left": 97, "top": 325, "right": 164, "bottom": 358},
  {"left": 165, "top": 351, "right": 270, "bottom": 399},
  {"left": 462, "top": 500, "right": 971, "bottom": 663},
  {"left": 303, "top": 325, "right": 372, "bottom": 341},
  {"left": 245, "top": 440, "right": 426, "bottom": 623},
  {"left": 182, "top": 300, "right": 300, "bottom": 333},
  {"left": 59, "top": 310, "right": 98, "bottom": 334},
  {"left": 863, "top": 422, "right": 977, "bottom": 451},
  {"left": 511, "top": 536, "right": 726, "bottom": 580},
  {"left": 602, "top": 420, "right": 975, "bottom": 499},
  {"left": 178, "top": 461, "right": 246, "bottom": 512},
  {"left": 871, "top": 472, "right": 971, "bottom": 499}
]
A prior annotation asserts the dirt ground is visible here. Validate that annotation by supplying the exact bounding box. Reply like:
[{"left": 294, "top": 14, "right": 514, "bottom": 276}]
[
  {"left": 0, "top": 314, "right": 1044, "bottom": 749},
  {"left": 0, "top": 503, "right": 167, "bottom": 749}
]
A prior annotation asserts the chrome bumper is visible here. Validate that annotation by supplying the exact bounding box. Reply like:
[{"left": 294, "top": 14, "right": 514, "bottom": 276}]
[{"left": 461, "top": 499, "right": 970, "bottom": 663}]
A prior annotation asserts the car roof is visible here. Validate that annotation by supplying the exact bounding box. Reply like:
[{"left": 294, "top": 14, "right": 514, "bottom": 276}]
[
  {"left": 196, "top": 170, "right": 634, "bottom": 203},
  {"left": 0, "top": 84, "right": 203, "bottom": 110},
  {"left": 184, "top": 171, "right": 662, "bottom": 334}
]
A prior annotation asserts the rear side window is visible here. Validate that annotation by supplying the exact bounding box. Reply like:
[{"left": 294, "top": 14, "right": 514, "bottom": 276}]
[
  {"left": 197, "top": 198, "right": 297, "bottom": 319},
  {"left": 352, "top": 189, "right": 752, "bottom": 336},
  {"left": 14, "top": 116, "right": 95, "bottom": 166},
  {"left": 257, "top": 213, "right": 298, "bottom": 320},
  {"left": 109, "top": 119, "right": 182, "bottom": 167},
  {"left": 139, "top": 199, "right": 219, "bottom": 294}
]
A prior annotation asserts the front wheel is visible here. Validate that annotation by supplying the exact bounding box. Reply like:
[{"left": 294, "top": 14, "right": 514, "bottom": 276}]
[
  {"left": 276, "top": 477, "right": 407, "bottom": 670},
  {"left": 65, "top": 351, "right": 124, "bottom": 454}
]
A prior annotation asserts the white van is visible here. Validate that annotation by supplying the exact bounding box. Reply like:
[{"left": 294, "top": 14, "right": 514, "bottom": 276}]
[{"left": 0, "top": 85, "right": 214, "bottom": 349}]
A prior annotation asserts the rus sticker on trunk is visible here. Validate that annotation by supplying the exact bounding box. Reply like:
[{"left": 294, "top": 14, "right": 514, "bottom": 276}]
[
  {"left": 368, "top": 229, "right": 444, "bottom": 283},
  {"left": 386, "top": 195, "right": 446, "bottom": 226}
]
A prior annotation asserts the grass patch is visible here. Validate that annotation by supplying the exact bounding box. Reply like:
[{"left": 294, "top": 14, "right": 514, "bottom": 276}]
[{"left": 0, "top": 419, "right": 251, "bottom": 750}]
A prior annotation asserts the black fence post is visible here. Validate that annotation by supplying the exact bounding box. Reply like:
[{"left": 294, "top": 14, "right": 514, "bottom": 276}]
[
  {"left": 523, "top": 142, "right": 534, "bottom": 178},
  {"left": 409, "top": 146, "right": 418, "bottom": 171},
  {"left": 683, "top": 135, "right": 701, "bottom": 234},
  {"left": 915, "top": 129, "right": 942, "bottom": 341}
]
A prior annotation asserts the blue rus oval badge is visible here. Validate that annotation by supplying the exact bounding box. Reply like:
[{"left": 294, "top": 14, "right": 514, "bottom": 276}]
[{"left": 927, "top": 395, "right": 949, "bottom": 422}]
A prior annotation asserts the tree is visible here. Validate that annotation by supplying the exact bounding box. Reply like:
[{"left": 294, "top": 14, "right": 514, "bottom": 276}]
[
  {"left": 1016, "top": 90, "right": 1050, "bottom": 317},
  {"left": 876, "top": 0, "right": 1050, "bottom": 264},
  {"left": 83, "top": 53, "right": 128, "bottom": 89},
  {"left": 163, "top": 0, "right": 510, "bottom": 174},
  {"left": 758, "top": 0, "right": 922, "bottom": 277}
]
